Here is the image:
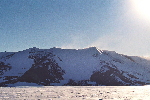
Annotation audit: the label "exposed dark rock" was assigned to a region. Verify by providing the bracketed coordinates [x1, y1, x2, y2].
[0, 61, 11, 75]
[20, 51, 65, 86]
[0, 53, 15, 60]
[0, 76, 20, 87]
[64, 79, 94, 86]
[90, 64, 146, 86]
[90, 65, 123, 86]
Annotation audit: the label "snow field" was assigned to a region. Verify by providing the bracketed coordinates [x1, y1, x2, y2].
[52, 47, 101, 81]
[0, 86, 150, 100]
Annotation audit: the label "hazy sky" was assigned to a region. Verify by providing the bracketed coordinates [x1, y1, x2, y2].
[0, 0, 150, 56]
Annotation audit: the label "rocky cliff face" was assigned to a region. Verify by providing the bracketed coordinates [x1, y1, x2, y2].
[0, 47, 150, 86]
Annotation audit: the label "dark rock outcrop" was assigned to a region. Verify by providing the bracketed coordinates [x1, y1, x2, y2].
[20, 51, 65, 86]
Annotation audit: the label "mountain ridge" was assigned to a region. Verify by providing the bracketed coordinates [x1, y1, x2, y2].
[0, 47, 150, 86]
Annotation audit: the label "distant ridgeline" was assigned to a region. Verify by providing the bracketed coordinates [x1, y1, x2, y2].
[0, 47, 150, 86]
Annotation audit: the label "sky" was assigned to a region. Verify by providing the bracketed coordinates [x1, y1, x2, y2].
[0, 0, 150, 56]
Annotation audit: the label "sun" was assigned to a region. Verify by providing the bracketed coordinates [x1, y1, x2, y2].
[131, 0, 150, 20]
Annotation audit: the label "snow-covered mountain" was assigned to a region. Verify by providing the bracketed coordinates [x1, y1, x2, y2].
[0, 47, 150, 86]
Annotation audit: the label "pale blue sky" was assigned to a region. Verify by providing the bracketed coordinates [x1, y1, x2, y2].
[0, 0, 150, 56]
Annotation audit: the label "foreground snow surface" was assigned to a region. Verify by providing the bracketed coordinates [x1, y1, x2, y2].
[0, 86, 150, 100]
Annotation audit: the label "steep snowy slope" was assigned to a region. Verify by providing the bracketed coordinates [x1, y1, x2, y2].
[0, 49, 34, 86]
[0, 47, 150, 86]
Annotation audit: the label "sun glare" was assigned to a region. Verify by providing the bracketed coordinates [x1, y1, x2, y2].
[131, 0, 150, 20]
